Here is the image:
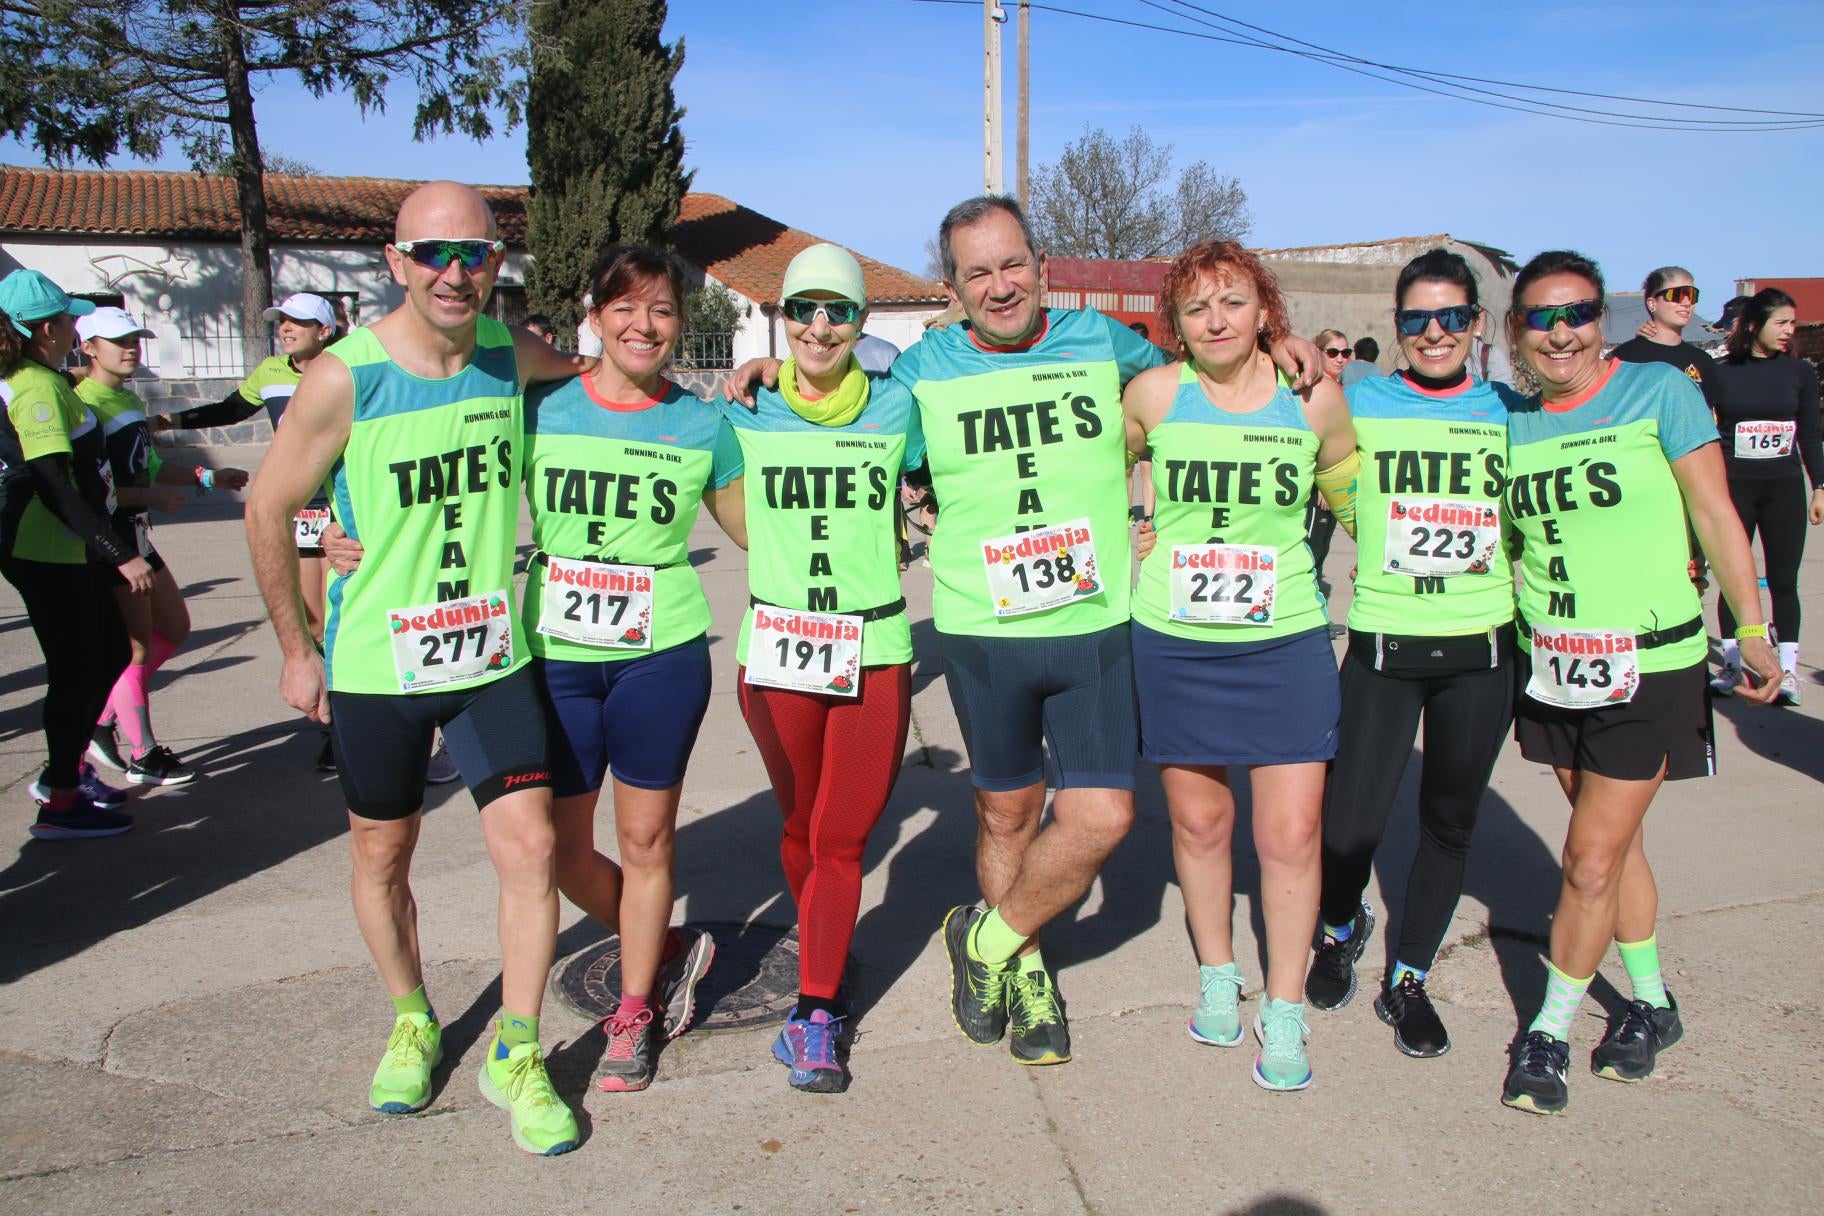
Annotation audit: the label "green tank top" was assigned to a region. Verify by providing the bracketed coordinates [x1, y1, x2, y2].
[521, 377, 743, 663]
[1134, 364, 1324, 641]
[721, 375, 925, 667]
[321, 317, 526, 694]
[1506, 360, 1718, 674]
[1347, 372, 1514, 636]
[1, 362, 109, 564]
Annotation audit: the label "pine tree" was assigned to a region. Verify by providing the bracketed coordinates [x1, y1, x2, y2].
[525, 0, 690, 333]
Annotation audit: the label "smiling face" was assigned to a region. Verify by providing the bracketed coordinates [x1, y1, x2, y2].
[1397, 280, 1480, 381]
[1513, 271, 1606, 396]
[1646, 271, 1696, 332]
[276, 316, 334, 359]
[1319, 333, 1351, 381]
[1174, 269, 1268, 377]
[589, 275, 680, 383]
[943, 208, 1045, 346]
[386, 183, 501, 336]
[82, 333, 142, 377]
[1754, 305, 1798, 356]
[783, 292, 864, 384]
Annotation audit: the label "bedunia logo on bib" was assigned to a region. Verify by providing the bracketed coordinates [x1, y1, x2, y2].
[981, 524, 1091, 564]
[753, 606, 862, 641]
[1389, 500, 1497, 528]
[544, 563, 652, 594]
[1530, 627, 1635, 656]
[1171, 547, 1275, 572]
[389, 594, 510, 634]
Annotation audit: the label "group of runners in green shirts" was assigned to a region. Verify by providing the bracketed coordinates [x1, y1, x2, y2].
[0, 182, 1795, 1154]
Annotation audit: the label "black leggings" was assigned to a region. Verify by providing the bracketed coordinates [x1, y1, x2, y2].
[1, 558, 129, 789]
[1319, 636, 1516, 970]
[1717, 475, 1807, 644]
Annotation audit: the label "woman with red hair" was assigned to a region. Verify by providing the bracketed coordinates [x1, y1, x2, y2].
[1124, 241, 1357, 1092]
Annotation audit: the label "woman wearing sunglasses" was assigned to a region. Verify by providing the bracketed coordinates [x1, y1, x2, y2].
[1306, 251, 1515, 1061]
[1706, 288, 1824, 704]
[1124, 242, 1355, 1092]
[1498, 250, 1781, 1116]
[720, 244, 924, 1094]
[1316, 329, 1353, 382]
[1610, 269, 1723, 412]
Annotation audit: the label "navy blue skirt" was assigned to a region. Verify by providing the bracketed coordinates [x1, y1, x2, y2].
[1132, 620, 1340, 767]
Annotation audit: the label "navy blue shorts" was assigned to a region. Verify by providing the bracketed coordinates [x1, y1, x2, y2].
[1132, 621, 1339, 767]
[537, 635, 712, 797]
[329, 663, 552, 821]
[935, 624, 1137, 792]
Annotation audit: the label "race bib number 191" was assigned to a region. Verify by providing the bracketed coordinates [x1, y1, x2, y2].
[744, 606, 861, 697]
[536, 557, 654, 649]
[981, 518, 1101, 618]
[1169, 544, 1276, 624]
[1383, 497, 1499, 577]
[388, 590, 515, 693]
[1525, 626, 1639, 709]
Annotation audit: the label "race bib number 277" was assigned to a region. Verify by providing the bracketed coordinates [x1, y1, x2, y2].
[388, 590, 515, 693]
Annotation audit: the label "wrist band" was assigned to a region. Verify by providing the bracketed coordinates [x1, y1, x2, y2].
[197, 468, 215, 495]
[1734, 624, 1769, 641]
[193, 465, 206, 487]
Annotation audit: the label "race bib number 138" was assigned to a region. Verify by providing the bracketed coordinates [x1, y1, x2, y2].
[981, 518, 1101, 618]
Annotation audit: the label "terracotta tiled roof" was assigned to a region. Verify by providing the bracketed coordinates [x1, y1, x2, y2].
[0, 165, 943, 305]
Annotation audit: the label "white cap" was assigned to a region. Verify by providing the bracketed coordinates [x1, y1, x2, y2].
[76, 306, 155, 342]
[262, 293, 336, 330]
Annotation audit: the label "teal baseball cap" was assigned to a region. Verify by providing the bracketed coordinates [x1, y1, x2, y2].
[0, 270, 95, 336]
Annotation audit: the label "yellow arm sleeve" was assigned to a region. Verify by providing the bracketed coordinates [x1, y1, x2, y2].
[1314, 449, 1360, 539]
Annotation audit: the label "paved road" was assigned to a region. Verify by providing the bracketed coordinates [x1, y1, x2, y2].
[2, 445, 1819, 1214]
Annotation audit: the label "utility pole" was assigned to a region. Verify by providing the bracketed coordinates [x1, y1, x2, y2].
[983, 1, 1005, 194]
[1016, 0, 1030, 206]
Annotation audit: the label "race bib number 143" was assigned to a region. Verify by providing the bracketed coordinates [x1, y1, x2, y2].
[1525, 626, 1639, 709]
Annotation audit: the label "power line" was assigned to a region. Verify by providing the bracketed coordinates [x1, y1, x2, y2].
[895, 0, 1824, 132]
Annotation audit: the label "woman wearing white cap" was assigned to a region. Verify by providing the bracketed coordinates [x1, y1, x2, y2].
[77, 307, 248, 785]
[718, 243, 925, 1093]
[0, 270, 150, 839]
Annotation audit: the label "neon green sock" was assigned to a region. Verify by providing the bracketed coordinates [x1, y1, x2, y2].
[1017, 946, 1047, 976]
[496, 1011, 539, 1050]
[391, 985, 433, 1019]
[1527, 961, 1592, 1042]
[966, 908, 1026, 968]
[1617, 935, 1670, 1009]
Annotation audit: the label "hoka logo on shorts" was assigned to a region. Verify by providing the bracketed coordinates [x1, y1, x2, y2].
[543, 563, 653, 594]
[752, 606, 862, 642]
[389, 594, 510, 634]
[981, 524, 1091, 564]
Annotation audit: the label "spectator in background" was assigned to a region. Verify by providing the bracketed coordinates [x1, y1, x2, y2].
[523, 313, 557, 345]
[1611, 267, 1721, 413]
[1317, 329, 1353, 382]
[1340, 336, 1380, 388]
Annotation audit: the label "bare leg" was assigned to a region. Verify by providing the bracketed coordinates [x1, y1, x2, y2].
[148, 566, 191, 648]
[347, 810, 426, 998]
[1161, 764, 1237, 967]
[992, 786, 1134, 940]
[1548, 764, 1665, 980]
[1614, 824, 1658, 945]
[552, 788, 622, 930]
[975, 782, 1045, 907]
[479, 788, 559, 1018]
[1250, 763, 1327, 1004]
[609, 779, 683, 999]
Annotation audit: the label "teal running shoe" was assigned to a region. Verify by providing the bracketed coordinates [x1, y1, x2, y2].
[1188, 963, 1244, 1047]
[1252, 998, 1314, 1092]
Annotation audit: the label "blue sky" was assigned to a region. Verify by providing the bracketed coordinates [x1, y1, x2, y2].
[14, 1, 1823, 311]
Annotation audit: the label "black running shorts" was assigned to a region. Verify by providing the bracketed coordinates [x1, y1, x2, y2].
[1515, 657, 1715, 782]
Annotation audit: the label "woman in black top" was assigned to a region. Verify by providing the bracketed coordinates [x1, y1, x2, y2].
[1610, 266, 1722, 412]
[1707, 288, 1824, 704]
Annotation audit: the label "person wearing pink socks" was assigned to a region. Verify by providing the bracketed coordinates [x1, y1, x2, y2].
[76, 308, 248, 785]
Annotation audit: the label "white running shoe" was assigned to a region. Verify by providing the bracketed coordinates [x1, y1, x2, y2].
[425, 737, 460, 785]
[1709, 665, 1742, 696]
[1777, 670, 1802, 707]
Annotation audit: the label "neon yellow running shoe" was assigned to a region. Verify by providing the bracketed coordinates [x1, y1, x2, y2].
[369, 1012, 442, 1113]
[478, 1037, 579, 1156]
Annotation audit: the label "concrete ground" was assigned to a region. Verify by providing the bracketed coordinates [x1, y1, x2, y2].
[1, 445, 1820, 1215]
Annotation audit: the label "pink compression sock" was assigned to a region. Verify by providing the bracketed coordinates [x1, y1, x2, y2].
[105, 664, 153, 756]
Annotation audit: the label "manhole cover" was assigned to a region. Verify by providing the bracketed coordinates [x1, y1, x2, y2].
[553, 921, 800, 1032]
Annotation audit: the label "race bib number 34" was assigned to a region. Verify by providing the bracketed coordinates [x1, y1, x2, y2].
[1735, 420, 1795, 460]
[744, 606, 861, 697]
[293, 508, 330, 550]
[981, 518, 1101, 618]
[1526, 626, 1639, 709]
[388, 590, 515, 693]
[1169, 544, 1276, 625]
[1383, 497, 1499, 577]
[536, 557, 653, 649]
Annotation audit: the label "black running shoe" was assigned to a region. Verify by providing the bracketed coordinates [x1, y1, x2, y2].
[88, 724, 127, 773]
[125, 745, 197, 786]
[1590, 993, 1683, 1083]
[1502, 1030, 1570, 1114]
[942, 906, 1011, 1045]
[1375, 972, 1450, 1058]
[1305, 901, 1375, 1010]
[316, 734, 336, 772]
[30, 797, 134, 841]
[1006, 967, 1071, 1065]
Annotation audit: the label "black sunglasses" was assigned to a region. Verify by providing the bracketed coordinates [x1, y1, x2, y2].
[1395, 305, 1477, 336]
[1522, 299, 1603, 333]
[1322, 346, 1353, 359]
